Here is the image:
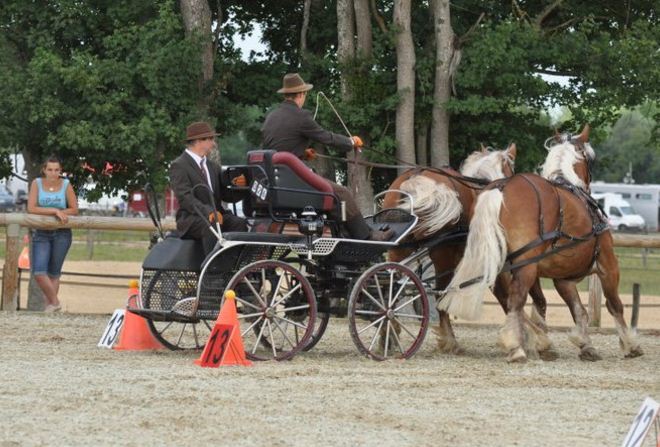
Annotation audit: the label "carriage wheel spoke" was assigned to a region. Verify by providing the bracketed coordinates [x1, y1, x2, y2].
[238, 311, 265, 319]
[394, 312, 424, 320]
[392, 317, 417, 339]
[384, 321, 391, 358]
[192, 322, 199, 347]
[270, 284, 303, 308]
[390, 323, 405, 354]
[270, 272, 287, 307]
[391, 276, 411, 306]
[176, 323, 187, 346]
[271, 318, 296, 350]
[156, 321, 174, 336]
[274, 303, 310, 314]
[388, 271, 395, 307]
[241, 315, 264, 338]
[202, 319, 214, 331]
[355, 309, 382, 316]
[242, 278, 267, 307]
[360, 288, 387, 311]
[357, 314, 387, 335]
[235, 294, 262, 311]
[251, 317, 269, 354]
[393, 294, 422, 313]
[373, 275, 387, 308]
[273, 314, 308, 331]
[368, 319, 385, 352]
[266, 319, 278, 357]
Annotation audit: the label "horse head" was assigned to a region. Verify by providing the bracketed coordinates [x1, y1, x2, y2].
[541, 124, 595, 191]
[460, 143, 517, 181]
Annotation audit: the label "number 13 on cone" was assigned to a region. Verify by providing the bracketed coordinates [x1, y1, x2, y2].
[199, 324, 234, 367]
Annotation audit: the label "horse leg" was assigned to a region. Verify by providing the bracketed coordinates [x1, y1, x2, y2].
[597, 247, 643, 358]
[528, 278, 548, 332]
[553, 279, 601, 361]
[430, 250, 463, 354]
[526, 278, 557, 360]
[498, 265, 536, 363]
[493, 273, 552, 360]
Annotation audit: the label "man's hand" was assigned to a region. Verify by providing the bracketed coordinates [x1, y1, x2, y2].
[231, 174, 247, 187]
[208, 211, 223, 224]
[351, 136, 364, 148]
[304, 148, 317, 160]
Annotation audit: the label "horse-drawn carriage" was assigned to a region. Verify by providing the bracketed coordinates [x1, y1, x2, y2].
[130, 150, 436, 361]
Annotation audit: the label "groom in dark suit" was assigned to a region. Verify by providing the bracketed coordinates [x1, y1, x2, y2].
[170, 121, 247, 253]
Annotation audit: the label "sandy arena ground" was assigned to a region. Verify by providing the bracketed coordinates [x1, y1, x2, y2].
[1, 261, 659, 446]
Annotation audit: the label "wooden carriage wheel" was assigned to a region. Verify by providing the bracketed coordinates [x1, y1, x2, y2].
[348, 262, 429, 360]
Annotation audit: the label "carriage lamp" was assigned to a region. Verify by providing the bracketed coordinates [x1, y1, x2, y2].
[298, 206, 324, 256]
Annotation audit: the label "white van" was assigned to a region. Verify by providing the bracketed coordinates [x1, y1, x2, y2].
[592, 193, 646, 232]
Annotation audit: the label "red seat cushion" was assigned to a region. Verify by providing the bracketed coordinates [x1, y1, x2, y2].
[271, 152, 335, 211]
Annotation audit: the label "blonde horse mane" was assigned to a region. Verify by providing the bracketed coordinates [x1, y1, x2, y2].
[540, 141, 595, 190]
[460, 149, 513, 181]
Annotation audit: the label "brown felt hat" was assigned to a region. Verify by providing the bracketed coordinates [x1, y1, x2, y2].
[277, 73, 313, 94]
[184, 121, 220, 142]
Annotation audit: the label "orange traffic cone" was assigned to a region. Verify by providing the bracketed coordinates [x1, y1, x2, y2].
[18, 235, 29, 270]
[113, 280, 164, 351]
[195, 290, 252, 367]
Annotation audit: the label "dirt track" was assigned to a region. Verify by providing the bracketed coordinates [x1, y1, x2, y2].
[0, 310, 658, 446]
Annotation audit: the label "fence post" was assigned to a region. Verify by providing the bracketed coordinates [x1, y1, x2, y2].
[86, 229, 95, 260]
[588, 274, 602, 327]
[630, 283, 640, 330]
[2, 223, 21, 310]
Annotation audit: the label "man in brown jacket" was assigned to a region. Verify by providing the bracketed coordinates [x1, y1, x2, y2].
[261, 73, 393, 242]
[170, 121, 247, 254]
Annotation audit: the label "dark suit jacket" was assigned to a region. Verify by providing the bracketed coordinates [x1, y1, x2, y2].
[261, 100, 353, 158]
[170, 151, 226, 238]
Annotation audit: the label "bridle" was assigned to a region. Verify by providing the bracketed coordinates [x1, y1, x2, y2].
[544, 132, 593, 191]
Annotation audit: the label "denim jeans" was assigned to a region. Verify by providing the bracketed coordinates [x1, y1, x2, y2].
[31, 229, 73, 278]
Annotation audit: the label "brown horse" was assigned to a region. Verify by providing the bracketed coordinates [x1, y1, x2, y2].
[383, 144, 553, 354]
[439, 125, 644, 362]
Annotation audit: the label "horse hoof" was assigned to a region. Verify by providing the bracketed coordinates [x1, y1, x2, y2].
[437, 339, 463, 355]
[507, 347, 527, 363]
[625, 347, 644, 358]
[539, 349, 559, 361]
[579, 347, 602, 362]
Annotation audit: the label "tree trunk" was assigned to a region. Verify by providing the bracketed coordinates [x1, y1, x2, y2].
[348, 0, 375, 213]
[300, 0, 312, 56]
[23, 148, 46, 310]
[353, 0, 372, 57]
[416, 124, 429, 166]
[393, 0, 416, 172]
[430, 0, 454, 167]
[336, 0, 355, 100]
[179, 0, 213, 116]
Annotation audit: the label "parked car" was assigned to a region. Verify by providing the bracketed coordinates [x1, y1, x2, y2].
[593, 192, 646, 232]
[0, 185, 16, 212]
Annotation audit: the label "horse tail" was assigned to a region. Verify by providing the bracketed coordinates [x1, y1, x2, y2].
[400, 176, 461, 238]
[438, 189, 506, 320]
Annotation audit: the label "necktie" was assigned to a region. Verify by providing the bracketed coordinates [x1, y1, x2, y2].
[199, 159, 211, 190]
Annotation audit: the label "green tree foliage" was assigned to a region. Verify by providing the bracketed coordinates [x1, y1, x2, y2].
[0, 0, 202, 197]
[594, 103, 659, 184]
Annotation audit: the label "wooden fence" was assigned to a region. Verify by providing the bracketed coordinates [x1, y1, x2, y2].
[1, 213, 660, 325]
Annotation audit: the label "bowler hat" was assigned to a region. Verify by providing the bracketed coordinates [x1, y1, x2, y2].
[277, 73, 313, 94]
[184, 121, 220, 142]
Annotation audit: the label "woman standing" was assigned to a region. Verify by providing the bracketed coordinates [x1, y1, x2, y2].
[27, 155, 78, 312]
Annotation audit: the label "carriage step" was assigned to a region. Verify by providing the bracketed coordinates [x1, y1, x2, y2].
[127, 307, 202, 324]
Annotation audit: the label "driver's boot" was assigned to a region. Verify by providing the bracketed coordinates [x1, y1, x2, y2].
[345, 216, 394, 241]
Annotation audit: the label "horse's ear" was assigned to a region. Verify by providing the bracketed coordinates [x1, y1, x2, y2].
[506, 143, 517, 160]
[554, 128, 561, 141]
[577, 124, 590, 142]
[480, 143, 488, 153]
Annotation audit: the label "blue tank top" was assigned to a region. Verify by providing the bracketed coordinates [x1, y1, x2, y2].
[36, 178, 69, 209]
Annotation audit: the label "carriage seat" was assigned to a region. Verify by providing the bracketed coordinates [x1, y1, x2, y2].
[246, 150, 338, 216]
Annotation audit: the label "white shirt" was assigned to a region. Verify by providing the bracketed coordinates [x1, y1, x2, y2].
[185, 149, 213, 191]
